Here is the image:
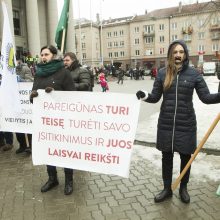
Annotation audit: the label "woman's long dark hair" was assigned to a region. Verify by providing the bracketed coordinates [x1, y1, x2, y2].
[164, 43, 179, 91]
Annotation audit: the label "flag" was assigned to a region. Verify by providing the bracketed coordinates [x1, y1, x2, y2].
[55, 0, 70, 51]
[0, 1, 21, 118]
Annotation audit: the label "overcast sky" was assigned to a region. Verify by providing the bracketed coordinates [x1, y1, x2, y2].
[57, 0, 210, 21]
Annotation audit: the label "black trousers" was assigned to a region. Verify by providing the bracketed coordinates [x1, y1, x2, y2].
[0, 132, 13, 145]
[46, 165, 73, 175]
[16, 133, 32, 148]
[162, 151, 191, 188]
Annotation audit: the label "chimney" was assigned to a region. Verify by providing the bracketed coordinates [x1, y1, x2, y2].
[145, 10, 148, 15]
[178, 1, 182, 13]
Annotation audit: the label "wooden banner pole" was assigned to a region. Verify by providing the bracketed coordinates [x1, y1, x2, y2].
[172, 113, 220, 191]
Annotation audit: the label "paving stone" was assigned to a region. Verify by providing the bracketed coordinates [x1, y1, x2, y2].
[0, 140, 219, 220]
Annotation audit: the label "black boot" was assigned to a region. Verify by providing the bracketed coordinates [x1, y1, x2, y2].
[41, 173, 59, 193]
[64, 174, 73, 195]
[179, 185, 190, 204]
[16, 146, 27, 154]
[154, 187, 173, 203]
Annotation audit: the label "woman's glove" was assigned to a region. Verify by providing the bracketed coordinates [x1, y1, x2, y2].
[136, 90, 148, 100]
[45, 87, 54, 93]
[30, 90, 38, 104]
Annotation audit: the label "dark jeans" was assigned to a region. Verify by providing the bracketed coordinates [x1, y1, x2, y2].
[162, 151, 191, 188]
[0, 131, 13, 145]
[47, 165, 73, 175]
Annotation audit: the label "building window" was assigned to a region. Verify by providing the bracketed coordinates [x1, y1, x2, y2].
[198, 32, 205, 40]
[113, 31, 117, 37]
[82, 53, 86, 59]
[145, 37, 154, 44]
[159, 48, 165, 54]
[82, 43, 86, 49]
[119, 41, 124, 47]
[159, 24, 164, 31]
[107, 42, 112, 48]
[119, 30, 124, 36]
[120, 51, 125, 57]
[107, 32, 111, 38]
[13, 10, 21, 36]
[144, 25, 154, 33]
[109, 52, 113, 58]
[134, 27, 139, 33]
[211, 17, 219, 25]
[183, 20, 191, 28]
[134, 38, 140, 45]
[198, 44, 205, 52]
[197, 19, 204, 28]
[81, 33, 86, 40]
[183, 34, 191, 41]
[159, 36, 165, 42]
[114, 52, 118, 57]
[135, 50, 140, 56]
[171, 22, 177, 30]
[113, 41, 118, 47]
[171, 35, 178, 41]
[212, 44, 219, 52]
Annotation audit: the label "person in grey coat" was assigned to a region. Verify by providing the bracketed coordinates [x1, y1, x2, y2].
[63, 52, 92, 91]
[136, 40, 220, 204]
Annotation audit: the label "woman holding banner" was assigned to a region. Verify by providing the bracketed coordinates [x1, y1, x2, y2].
[30, 45, 75, 195]
[136, 40, 220, 204]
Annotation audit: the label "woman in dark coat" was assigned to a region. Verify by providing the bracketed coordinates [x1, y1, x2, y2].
[136, 40, 220, 204]
[30, 45, 75, 195]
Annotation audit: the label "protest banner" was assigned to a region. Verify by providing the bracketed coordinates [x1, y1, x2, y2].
[32, 90, 140, 178]
[0, 82, 33, 133]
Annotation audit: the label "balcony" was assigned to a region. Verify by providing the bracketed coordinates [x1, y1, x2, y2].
[210, 24, 220, 32]
[182, 26, 193, 35]
[143, 31, 155, 37]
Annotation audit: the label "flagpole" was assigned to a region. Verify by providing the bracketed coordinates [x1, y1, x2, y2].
[100, 0, 103, 66]
[61, 28, 66, 54]
[90, 0, 93, 67]
[78, 0, 82, 65]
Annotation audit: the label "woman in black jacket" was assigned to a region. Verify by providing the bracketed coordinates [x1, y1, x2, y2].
[136, 40, 220, 204]
[30, 45, 75, 195]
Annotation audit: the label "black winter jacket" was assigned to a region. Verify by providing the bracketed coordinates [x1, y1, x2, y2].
[32, 65, 75, 92]
[145, 40, 220, 154]
[68, 61, 91, 91]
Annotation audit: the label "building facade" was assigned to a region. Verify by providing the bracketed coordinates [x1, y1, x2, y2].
[0, 0, 219, 69]
[0, 0, 75, 60]
[75, 1, 220, 70]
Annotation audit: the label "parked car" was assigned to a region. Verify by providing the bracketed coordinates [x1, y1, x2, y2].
[203, 62, 216, 76]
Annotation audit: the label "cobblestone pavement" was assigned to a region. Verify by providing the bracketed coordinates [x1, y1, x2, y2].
[0, 144, 219, 220]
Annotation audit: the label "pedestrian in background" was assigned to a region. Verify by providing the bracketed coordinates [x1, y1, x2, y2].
[136, 40, 220, 204]
[98, 72, 109, 92]
[16, 59, 33, 82]
[30, 45, 75, 195]
[117, 65, 125, 84]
